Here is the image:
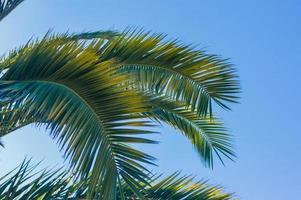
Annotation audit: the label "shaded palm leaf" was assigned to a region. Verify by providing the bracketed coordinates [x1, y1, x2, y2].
[69, 30, 119, 41]
[0, 0, 24, 21]
[0, 159, 87, 199]
[0, 159, 234, 200]
[144, 96, 235, 168]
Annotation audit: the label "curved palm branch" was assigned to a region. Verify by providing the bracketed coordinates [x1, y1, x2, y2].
[68, 29, 238, 166]
[0, 159, 234, 200]
[97, 30, 240, 115]
[0, 30, 119, 73]
[144, 96, 235, 167]
[0, 37, 157, 198]
[0, 0, 24, 21]
[0, 30, 240, 197]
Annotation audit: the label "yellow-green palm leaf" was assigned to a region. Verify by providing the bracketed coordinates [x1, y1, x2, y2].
[0, 30, 239, 198]
[99, 30, 240, 115]
[0, 36, 156, 198]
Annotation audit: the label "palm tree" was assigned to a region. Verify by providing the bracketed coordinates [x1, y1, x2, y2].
[0, 1, 240, 199]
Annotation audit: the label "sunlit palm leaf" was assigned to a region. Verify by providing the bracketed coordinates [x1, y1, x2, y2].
[0, 29, 240, 197]
[45, 29, 239, 114]
[0, 36, 156, 198]
[0, 159, 234, 200]
[63, 29, 238, 167]
[0, 30, 118, 72]
[121, 172, 234, 200]
[95, 29, 240, 116]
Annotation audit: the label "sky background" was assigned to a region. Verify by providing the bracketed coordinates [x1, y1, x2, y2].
[0, 0, 301, 199]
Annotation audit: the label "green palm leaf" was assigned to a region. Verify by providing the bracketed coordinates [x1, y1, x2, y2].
[0, 159, 234, 200]
[0, 0, 24, 21]
[0, 159, 87, 199]
[144, 96, 234, 168]
[121, 173, 234, 200]
[0, 29, 240, 198]
[95, 29, 240, 116]
[0, 36, 156, 198]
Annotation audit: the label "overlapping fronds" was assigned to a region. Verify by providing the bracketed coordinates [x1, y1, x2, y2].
[0, 159, 87, 199]
[0, 30, 118, 72]
[121, 172, 234, 200]
[0, 36, 157, 198]
[0, 29, 240, 198]
[95, 29, 240, 116]
[0, 0, 242, 196]
[0, 159, 234, 200]
[0, 0, 23, 21]
[93, 29, 239, 167]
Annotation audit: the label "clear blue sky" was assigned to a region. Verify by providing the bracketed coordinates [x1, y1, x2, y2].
[0, 0, 300, 199]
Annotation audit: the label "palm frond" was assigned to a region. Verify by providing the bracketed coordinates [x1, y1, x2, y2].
[144, 96, 235, 168]
[0, 0, 24, 21]
[95, 29, 240, 116]
[120, 172, 234, 200]
[0, 36, 157, 198]
[0, 159, 235, 200]
[0, 106, 33, 137]
[0, 29, 240, 197]
[47, 29, 239, 116]
[0, 159, 87, 199]
[0, 30, 118, 72]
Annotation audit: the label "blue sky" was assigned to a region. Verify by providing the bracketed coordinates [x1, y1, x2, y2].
[0, 0, 301, 199]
